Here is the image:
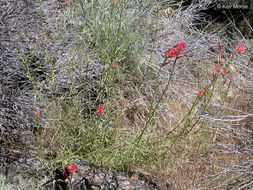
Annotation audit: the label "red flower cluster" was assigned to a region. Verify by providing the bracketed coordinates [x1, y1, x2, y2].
[213, 65, 233, 80]
[219, 44, 244, 61]
[35, 112, 40, 117]
[165, 42, 185, 59]
[215, 65, 221, 73]
[233, 44, 244, 59]
[68, 163, 78, 176]
[219, 44, 224, 51]
[63, 163, 78, 181]
[235, 45, 243, 54]
[224, 68, 228, 74]
[113, 62, 118, 68]
[163, 42, 186, 66]
[197, 90, 203, 97]
[197, 85, 209, 97]
[95, 105, 105, 116]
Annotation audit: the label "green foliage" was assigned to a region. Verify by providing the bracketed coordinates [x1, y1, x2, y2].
[63, 0, 151, 65]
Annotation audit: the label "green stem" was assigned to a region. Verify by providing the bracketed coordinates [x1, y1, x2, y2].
[155, 73, 219, 146]
[134, 57, 178, 144]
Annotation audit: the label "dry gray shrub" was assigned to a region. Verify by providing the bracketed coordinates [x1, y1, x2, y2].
[0, 0, 41, 140]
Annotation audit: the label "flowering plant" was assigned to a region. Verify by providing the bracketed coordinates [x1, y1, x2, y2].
[162, 42, 186, 66]
[35, 112, 40, 117]
[63, 163, 78, 181]
[113, 62, 118, 68]
[235, 45, 243, 54]
[67, 163, 78, 176]
[95, 105, 105, 116]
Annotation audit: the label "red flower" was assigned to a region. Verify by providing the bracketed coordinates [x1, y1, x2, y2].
[63, 163, 78, 181]
[112, 0, 116, 2]
[224, 68, 228, 74]
[215, 65, 221, 73]
[165, 47, 177, 59]
[40, 42, 44, 47]
[197, 90, 203, 97]
[113, 62, 118, 68]
[163, 42, 185, 66]
[95, 105, 105, 116]
[67, 163, 78, 176]
[35, 112, 40, 117]
[176, 42, 185, 55]
[205, 85, 209, 91]
[164, 42, 185, 60]
[235, 45, 243, 54]
[157, 3, 161, 8]
[219, 44, 223, 51]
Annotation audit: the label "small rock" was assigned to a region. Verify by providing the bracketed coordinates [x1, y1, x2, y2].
[90, 186, 100, 190]
[85, 172, 105, 186]
[116, 175, 128, 181]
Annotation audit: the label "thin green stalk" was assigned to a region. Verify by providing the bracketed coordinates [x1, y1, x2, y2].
[134, 57, 178, 144]
[154, 73, 219, 147]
